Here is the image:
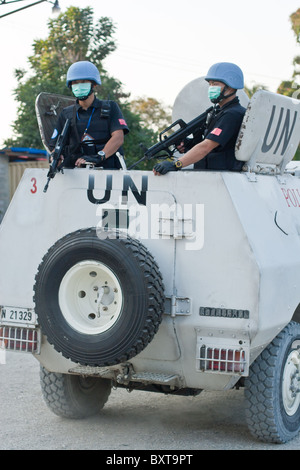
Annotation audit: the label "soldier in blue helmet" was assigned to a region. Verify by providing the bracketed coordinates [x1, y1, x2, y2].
[49, 61, 129, 169]
[153, 62, 246, 174]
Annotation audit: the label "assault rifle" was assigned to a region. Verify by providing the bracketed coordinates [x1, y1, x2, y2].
[128, 105, 214, 170]
[43, 118, 71, 193]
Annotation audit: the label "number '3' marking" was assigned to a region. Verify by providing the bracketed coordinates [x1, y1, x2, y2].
[31, 177, 37, 194]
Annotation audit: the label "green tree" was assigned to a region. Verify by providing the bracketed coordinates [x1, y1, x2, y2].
[244, 83, 268, 98]
[130, 97, 172, 133]
[277, 8, 300, 159]
[5, 6, 156, 168]
[277, 8, 300, 94]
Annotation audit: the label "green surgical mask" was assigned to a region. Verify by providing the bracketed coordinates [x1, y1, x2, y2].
[71, 82, 92, 99]
[208, 86, 222, 103]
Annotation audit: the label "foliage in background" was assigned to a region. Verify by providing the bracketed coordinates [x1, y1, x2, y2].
[244, 83, 268, 98]
[6, 6, 300, 164]
[130, 97, 172, 134]
[4, 6, 164, 169]
[277, 7, 300, 160]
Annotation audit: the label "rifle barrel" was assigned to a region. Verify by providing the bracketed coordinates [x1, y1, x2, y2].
[43, 118, 71, 193]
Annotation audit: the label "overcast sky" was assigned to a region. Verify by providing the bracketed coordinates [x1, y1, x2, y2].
[0, 0, 299, 147]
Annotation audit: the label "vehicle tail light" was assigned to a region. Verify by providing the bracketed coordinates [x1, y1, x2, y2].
[0, 326, 39, 353]
[199, 346, 246, 373]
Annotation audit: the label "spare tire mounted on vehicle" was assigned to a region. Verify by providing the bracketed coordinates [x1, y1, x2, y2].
[34, 228, 165, 367]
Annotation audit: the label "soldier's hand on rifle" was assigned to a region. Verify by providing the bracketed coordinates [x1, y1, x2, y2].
[153, 159, 183, 175]
[75, 158, 87, 167]
[75, 153, 106, 167]
[49, 152, 64, 165]
[176, 141, 186, 154]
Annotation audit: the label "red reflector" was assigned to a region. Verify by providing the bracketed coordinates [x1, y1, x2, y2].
[0, 327, 38, 352]
[206, 348, 245, 373]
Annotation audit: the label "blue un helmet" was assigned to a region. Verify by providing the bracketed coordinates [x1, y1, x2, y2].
[205, 62, 244, 89]
[66, 61, 101, 87]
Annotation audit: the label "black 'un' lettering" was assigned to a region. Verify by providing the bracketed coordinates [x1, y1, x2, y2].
[262, 105, 298, 156]
[87, 174, 148, 206]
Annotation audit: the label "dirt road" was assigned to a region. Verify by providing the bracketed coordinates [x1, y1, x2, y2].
[1, 351, 299, 451]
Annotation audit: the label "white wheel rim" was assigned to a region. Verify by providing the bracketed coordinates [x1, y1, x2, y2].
[282, 350, 300, 416]
[58, 261, 123, 335]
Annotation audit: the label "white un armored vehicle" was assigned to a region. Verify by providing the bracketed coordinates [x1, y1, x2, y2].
[1, 79, 300, 444]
